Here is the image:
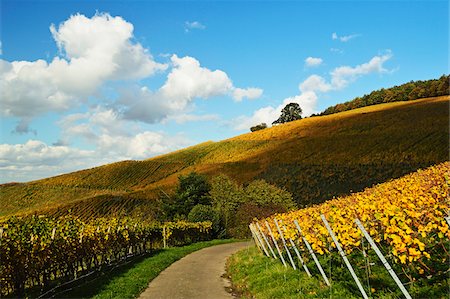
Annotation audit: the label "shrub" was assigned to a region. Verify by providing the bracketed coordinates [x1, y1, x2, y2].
[250, 123, 267, 132]
[188, 204, 220, 237]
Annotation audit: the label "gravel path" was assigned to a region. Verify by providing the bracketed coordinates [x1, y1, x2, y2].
[139, 241, 251, 299]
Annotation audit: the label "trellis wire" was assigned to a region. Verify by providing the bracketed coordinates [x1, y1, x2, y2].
[274, 218, 297, 269]
[256, 222, 277, 259]
[355, 218, 412, 299]
[293, 219, 330, 286]
[321, 214, 368, 299]
[265, 220, 287, 267]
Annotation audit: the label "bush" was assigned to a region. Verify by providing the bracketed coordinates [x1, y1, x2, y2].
[188, 204, 221, 237]
[250, 123, 267, 132]
[230, 202, 289, 238]
[209, 175, 296, 238]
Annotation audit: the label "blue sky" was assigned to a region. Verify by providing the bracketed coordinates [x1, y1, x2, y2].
[0, 0, 448, 183]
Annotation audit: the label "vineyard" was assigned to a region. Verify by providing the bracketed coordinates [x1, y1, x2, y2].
[0, 216, 211, 297]
[1, 96, 447, 222]
[252, 162, 449, 297]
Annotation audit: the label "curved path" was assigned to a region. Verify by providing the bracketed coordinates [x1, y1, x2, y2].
[139, 241, 251, 299]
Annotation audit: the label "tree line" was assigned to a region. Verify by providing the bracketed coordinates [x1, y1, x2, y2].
[250, 75, 449, 131]
[320, 75, 449, 116]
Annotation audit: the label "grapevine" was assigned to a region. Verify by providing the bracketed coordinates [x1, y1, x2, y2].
[0, 216, 211, 297]
[257, 162, 449, 279]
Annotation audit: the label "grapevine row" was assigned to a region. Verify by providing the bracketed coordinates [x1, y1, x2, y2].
[0, 216, 211, 297]
[257, 162, 449, 279]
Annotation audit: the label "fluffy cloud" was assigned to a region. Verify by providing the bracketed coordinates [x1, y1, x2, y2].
[0, 13, 167, 121]
[332, 32, 361, 42]
[1, 13, 262, 130]
[161, 55, 233, 104]
[330, 52, 392, 89]
[0, 140, 99, 182]
[304, 57, 323, 67]
[123, 55, 263, 123]
[165, 113, 219, 124]
[234, 52, 393, 129]
[299, 75, 332, 93]
[232, 87, 264, 102]
[59, 107, 192, 159]
[185, 21, 206, 32]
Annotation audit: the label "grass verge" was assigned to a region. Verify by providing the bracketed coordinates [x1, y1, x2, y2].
[59, 239, 237, 299]
[227, 246, 357, 299]
[227, 246, 448, 298]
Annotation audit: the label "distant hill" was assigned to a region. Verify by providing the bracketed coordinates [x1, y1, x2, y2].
[1, 95, 448, 221]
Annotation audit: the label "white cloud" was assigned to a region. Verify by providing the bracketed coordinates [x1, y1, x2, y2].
[165, 113, 219, 124]
[0, 140, 99, 182]
[185, 21, 206, 32]
[0, 106, 195, 182]
[0, 13, 167, 121]
[0, 132, 191, 183]
[232, 87, 263, 102]
[234, 52, 393, 129]
[330, 48, 344, 54]
[1, 13, 262, 132]
[59, 107, 192, 159]
[330, 51, 392, 89]
[123, 55, 262, 123]
[161, 55, 233, 104]
[233, 106, 279, 131]
[332, 32, 361, 42]
[304, 57, 323, 67]
[299, 74, 332, 93]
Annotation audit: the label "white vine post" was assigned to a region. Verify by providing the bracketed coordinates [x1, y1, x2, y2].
[445, 216, 450, 227]
[250, 224, 270, 256]
[282, 224, 311, 276]
[253, 224, 271, 257]
[256, 222, 277, 259]
[355, 218, 412, 299]
[293, 219, 331, 286]
[274, 218, 297, 270]
[321, 215, 368, 299]
[265, 220, 287, 267]
[163, 225, 167, 248]
[249, 224, 263, 253]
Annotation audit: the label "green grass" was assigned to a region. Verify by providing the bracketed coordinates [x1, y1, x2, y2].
[227, 246, 449, 298]
[56, 239, 237, 299]
[227, 246, 357, 299]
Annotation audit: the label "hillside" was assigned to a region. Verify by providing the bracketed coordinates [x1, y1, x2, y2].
[1, 95, 448, 220]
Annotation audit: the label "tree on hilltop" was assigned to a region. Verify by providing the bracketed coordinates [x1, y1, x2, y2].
[272, 103, 302, 125]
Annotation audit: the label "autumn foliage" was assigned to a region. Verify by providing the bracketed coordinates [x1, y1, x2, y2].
[259, 162, 449, 277]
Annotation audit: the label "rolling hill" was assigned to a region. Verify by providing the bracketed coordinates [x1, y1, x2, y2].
[1, 95, 448, 220]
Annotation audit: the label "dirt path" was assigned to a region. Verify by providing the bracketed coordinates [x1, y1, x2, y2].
[139, 241, 251, 299]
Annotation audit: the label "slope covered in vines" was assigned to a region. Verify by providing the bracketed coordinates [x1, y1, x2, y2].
[0, 95, 448, 220]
